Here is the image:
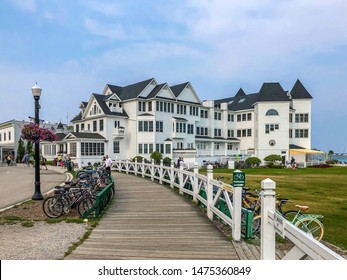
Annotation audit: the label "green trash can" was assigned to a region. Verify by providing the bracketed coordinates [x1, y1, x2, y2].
[67, 160, 72, 172]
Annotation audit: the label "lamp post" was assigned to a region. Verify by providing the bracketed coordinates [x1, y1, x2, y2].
[32, 83, 43, 200]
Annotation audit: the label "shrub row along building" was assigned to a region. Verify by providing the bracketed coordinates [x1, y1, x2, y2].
[0, 78, 323, 167]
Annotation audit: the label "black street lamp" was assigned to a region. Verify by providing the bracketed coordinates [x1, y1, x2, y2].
[32, 83, 43, 200]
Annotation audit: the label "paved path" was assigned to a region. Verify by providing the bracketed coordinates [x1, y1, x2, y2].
[66, 172, 275, 260]
[0, 165, 68, 210]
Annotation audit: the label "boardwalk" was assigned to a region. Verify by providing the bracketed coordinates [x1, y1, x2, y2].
[66, 172, 264, 260]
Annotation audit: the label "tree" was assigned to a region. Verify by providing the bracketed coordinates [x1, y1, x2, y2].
[328, 150, 334, 160]
[16, 138, 25, 163]
[150, 151, 162, 164]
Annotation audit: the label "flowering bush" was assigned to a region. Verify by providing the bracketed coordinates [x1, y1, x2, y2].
[21, 123, 57, 143]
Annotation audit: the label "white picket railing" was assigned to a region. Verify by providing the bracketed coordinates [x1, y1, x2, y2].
[260, 178, 344, 260]
[112, 159, 344, 260]
[112, 159, 243, 241]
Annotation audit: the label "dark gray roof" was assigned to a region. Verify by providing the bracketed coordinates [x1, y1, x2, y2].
[170, 82, 189, 97]
[147, 83, 166, 98]
[108, 78, 154, 101]
[71, 112, 82, 122]
[235, 88, 246, 97]
[93, 94, 128, 117]
[68, 132, 105, 140]
[257, 82, 290, 102]
[289, 144, 305, 149]
[290, 79, 313, 99]
[173, 117, 188, 121]
[55, 133, 67, 141]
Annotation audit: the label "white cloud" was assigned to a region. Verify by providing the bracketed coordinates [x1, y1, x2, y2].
[84, 18, 125, 39]
[82, 0, 122, 17]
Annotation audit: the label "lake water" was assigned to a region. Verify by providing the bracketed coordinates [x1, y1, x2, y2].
[332, 154, 347, 163]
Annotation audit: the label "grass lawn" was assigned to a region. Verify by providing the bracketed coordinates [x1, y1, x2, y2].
[207, 166, 347, 250]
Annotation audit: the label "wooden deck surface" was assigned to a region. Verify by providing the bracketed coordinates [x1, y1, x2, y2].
[65, 172, 276, 260]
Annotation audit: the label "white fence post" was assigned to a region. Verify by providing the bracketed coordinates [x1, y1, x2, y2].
[151, 159, 154, 181]
[206, 164, 213, 220]
[125, 159, 129, 174]
[179, 161, 184, 194]
[159, 159, 163, 184]
[260, 178, 276, 260]
[142, 159, 145, 178]
[193, 162, 199, 203]
[134, 158, 138, 176]
[232, 170, 244, 241]
[170, 161, 175, 188]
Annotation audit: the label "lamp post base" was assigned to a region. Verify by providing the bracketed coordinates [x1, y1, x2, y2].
[32, 182, 43, 200]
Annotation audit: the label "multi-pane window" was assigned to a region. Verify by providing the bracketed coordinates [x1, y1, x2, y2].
[156, 101, 173, 113]
[93, 121, 97, 132]
[214, 112, 222, 120]
[200, 110, 208, 118]
[176, 122, 186, 133]
[196, 127, 208, 136]
[177, 104, 187, 115]
[190, 106, 199, 116]
[227, 143, 233, 150]
[214, 128, 221, 137]
[187, 124, 194, 134]
[81, 123, 84, 131]
[156, 143, 164, 154]
[247, 113, 252, 121]
[289, 113, 293, 122]
[228, 114, 234, 122]
[237, 129, 252, 137]
[70, 143, 77, 157]
[295, 129, 309, 138]
[237, 113, 251, 121]
[165, 144, 171, 154]
[228, 130, 234, 138]
[148, 101, 152, 111]
[266, 109, 279, 116]
[289, 129, 293, 138]
[138, 121, 154, 132]
[76, 124, 79, 132]
[156, 121, 163, 132]
[138, 101, 146, 112]
[114, 120, 120, 128]
[81, 143, 104, 156]
[295, 113, 309, 123]
[265, 124, 279, 133]
[99, 120, 104, 131]
[113, 141, 120, 153]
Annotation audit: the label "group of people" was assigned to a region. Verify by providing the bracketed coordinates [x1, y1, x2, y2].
[3, 154, 16, 166]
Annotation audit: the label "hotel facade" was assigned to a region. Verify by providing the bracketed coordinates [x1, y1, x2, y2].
[40, 78, 316, 167]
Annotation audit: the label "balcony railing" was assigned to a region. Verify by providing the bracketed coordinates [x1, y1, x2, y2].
[113, 127, 126, 139]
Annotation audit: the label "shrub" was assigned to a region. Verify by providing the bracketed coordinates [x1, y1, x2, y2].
[131, 156, 144, 162]
[150, 151, 162, 164]
[264, 154, 282, 168]
[245, 157, 261, 167]
[163, 157, 172, 166]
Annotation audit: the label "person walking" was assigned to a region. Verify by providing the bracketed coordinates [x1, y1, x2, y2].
[105, 155, 113, 175]
[41, 156, 48, 170]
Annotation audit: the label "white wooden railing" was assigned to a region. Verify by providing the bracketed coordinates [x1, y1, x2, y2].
[112, 159, 344, 260]
[112, 159, 243, 241]
[260, 178, 345, 260]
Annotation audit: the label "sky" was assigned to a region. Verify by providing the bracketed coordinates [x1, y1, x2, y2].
[0, 0, 346, 153]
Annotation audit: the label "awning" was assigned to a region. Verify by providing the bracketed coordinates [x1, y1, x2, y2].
[289, 149, 324, 155]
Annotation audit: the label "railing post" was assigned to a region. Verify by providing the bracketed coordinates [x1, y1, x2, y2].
[159, 159, 163, 184]
[193, 162, 199, 203]
[118, 159, 122, 172]
[142, 158, 145, 178]
[151, 159, 154, 181]
[206, 164, 213, 220]
[179, 161, 184, 194]
[134, 158, 138, 176]
[126, 159, 129, 174]
[170, 161, 175, 188]
[232, 169, 244, 241]
[260, 178, 276, 260]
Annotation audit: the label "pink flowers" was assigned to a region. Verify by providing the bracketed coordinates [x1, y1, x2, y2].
[21, 123, 57, 143]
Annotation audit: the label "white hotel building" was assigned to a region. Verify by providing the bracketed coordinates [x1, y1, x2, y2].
[41, 78, 318, 167]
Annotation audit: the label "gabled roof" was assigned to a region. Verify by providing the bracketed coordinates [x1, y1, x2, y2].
[257, 82, 290, 102]
[71, 112, 82, 122]
[147, 83, 167, 98]
[118, 78, 154, 100]
[290, 79, 313, 99]
[93, 94, 128, 117]
[64, 132, 105, 140]
[235, 88, 246, 98]
[170, 82, 190, 97]
[55, 133, 67, 141]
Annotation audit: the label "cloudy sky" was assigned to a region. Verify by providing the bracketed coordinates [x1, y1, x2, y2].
[0, 0, 346, 152]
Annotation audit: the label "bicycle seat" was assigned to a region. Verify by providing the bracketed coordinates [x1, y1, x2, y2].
[295, 205, 309, 211]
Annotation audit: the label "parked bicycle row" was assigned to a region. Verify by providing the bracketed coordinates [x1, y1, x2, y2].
[212, 178, 324, 241]
[42, 165, 114, 218]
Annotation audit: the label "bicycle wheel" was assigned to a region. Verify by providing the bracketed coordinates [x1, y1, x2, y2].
[295, 217, 324, 241]
[42, 196, 64, 218]
[282, 210, 301, 222]
[77, 196, 96, 216]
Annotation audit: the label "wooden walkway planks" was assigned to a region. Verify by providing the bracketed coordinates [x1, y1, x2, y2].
[65, 172, 260, 260]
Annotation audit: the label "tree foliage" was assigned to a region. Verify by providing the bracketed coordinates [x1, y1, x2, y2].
[264, 154, 282, 163]
[245, 157, 261, 166]
[150, 151, 162, 164]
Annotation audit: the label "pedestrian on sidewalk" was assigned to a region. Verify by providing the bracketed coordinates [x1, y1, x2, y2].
[41, 156, 48, 170]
